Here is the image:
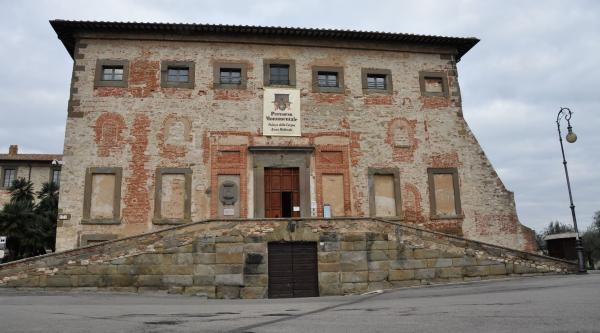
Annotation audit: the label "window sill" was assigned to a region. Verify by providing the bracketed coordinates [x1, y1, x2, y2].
[81, 218, 122, 225]
[94, 81, 128, 88]
[161, 82, 194, 89]
[314, 87, 344, 94]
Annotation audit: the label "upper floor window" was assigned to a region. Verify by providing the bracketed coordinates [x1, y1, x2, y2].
[312, 66, 344, 93]
[161, 61, 195, 89]
[362, 69, 392, 94]
[270, 64, 289, 85]
[419, 71, 449, 97]
[2, 168, 16, 188]
[367, 74, 386, 90]
[317, 72, 339, 87]
[167, 67, 189, 82]
[263, 59, 296, 87]
[102, 66, 124, 81]
[428, 168, 462, 219]
[94, 59, 129, 88]
[220, 68, 242, 85]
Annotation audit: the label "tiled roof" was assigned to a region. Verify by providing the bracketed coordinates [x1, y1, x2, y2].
[49, 20, 479, 61]
[0, 154, 62, 162]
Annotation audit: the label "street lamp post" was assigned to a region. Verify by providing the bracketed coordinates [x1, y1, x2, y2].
[556, 107, 586, 274]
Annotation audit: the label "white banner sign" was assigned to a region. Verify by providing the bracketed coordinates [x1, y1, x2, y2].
[262, 88, 301, 136]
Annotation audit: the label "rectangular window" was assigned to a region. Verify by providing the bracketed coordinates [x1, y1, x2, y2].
[428, 168, 461, 218]
[153, 168, 192, 224]
[322, 174, 345, 217]
[270, 64, 290, 85]
[102, 66, 124, 81]
[367, 74, 386, 90]
[312, 66, 344, 93]
[82, 167, 122, 224]
[317, 72, 339, 87]
[264, 59, 296, 87]
[167, 67, 189, 82]
[2, 168, 16, 188]
[361, 69, 392, 94]
[419, 71, 449, 97]
[95, 60, 129, 88]
[52, 169, 61, 186]
[220, 68, 242, 84]
[161, 61, 195, 89]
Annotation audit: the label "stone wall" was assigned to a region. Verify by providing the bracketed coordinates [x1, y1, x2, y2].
[1, 219, 574, 298]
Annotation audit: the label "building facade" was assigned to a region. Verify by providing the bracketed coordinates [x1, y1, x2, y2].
[51, 20, 536, 252]
[0, 145, 62, 207]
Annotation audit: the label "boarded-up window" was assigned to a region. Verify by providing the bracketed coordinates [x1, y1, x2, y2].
[161, 174, 186, 219]
[83, 167, 122, 224]
[374, 174, 397, 216]
[428, 168, 461, 218]
[153, 168, 192, 224]
[322, 174, 345, 217]
[90, 174, 116, 219]
[424, 77, 444, 93]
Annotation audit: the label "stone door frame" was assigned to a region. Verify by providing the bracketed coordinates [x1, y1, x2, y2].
[249, 146, 313, 218]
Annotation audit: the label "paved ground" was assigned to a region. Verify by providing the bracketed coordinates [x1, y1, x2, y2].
[0, 274, 599, 333]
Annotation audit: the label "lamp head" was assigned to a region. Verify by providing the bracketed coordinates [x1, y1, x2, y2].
[566, 127, 577, 143]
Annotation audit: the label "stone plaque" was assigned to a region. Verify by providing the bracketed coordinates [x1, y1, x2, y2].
[263, 88, 301, 136]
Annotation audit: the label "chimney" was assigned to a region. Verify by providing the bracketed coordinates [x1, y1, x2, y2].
[8, 145, 18, 156]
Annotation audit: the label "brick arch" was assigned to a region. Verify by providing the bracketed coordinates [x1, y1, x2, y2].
[386, 118, 418, 162]
[402, 183, 424, 223]
[93, 112, 127, 157]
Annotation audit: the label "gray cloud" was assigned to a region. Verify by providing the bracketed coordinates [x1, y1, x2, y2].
[0, 0, 598, 232]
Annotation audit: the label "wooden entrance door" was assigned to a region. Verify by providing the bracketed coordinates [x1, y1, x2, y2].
[268, 242, 319, 298]
[264, 167, 300, 218]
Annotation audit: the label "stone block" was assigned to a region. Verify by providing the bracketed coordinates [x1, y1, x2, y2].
[366, 233, 387, 241]
[489, 264, 507, 276]
[414, 268, 436, 280]
[6, 276, 40, 288]
[217, 285, 240, 299]
[368, 261, 390, 271]
[193, 243, 215, 253]
[319, 232, 338, 242]
[244, 274, 268, 287]
[193, 275, 215, 286]
[215, 274, 243, 286]
[391, 259, 426, 269]
[390, 280, 422, 288]
[352, 241, 367, 251]
[216, 253, 244, 264]
[514, 264, 536, 274]
[244, 263, 267, 275]
[64, 266, 88, 275]
[162, 275, 193, 286]
[389, 269, 415, 281]
[341, 242, 354, 251]
[413, 248, 441, 259]
[476, 258, 497, 265]
[343, 233, 366, 242]
[174, 253, 194, 265]
[319, 282, 342, 296]
[244, 243, 267, 253]
[87, 265, 117, 275]
[368, 241, 388, 250]
[193, 264, 215, 276]
[215, 243, 244, 254]
[168, 286, 184, 294]
[367, 250, 389, 261]
[184, 286, 216, 298]
[341, 271, 368, 283]
[215, 235, 244, 243]
[318, 262, 341, 272]
[319, 242, 340, 252]
[340, 251, 367, 266]
[165, 265, 194, 275]
[427, 258, 453, 268]
[505, 263, 514, 274]
[463, 265, 490, 277]
[215, 264, 243, 275]
[367, 281, 392, 291]
[436, 267, 463, 278]
[135, 265, 163, 275]
[452, 257, 477, 266]
[116, 265, 135, 275]
[342, 282, 368, 294]
[46, 276, 73, 288]
[241, 287, 267, 299]
[107, 274, 134, 287]
[133, 254, 162, 265]
[368, 270, 388, 282]
[136, 275, 163, 287]
[194, 253, 216, 264]
[318, 251, 339, 263]
[319, 272, 340, 285]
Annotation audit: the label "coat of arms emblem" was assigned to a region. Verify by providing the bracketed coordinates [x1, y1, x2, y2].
[273, 94, 291, 111]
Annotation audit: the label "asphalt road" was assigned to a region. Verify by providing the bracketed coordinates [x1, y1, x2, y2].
[0, 274, 599, 333]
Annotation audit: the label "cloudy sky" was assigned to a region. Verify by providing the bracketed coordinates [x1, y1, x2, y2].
[0, 0, 598, 232]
